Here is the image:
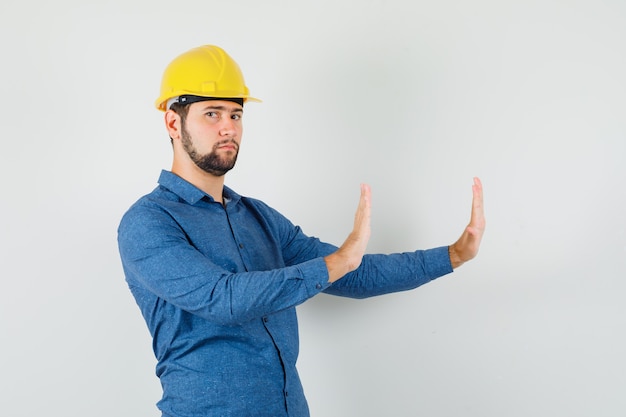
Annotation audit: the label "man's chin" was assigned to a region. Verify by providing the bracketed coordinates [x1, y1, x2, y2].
[201, 163, 237, 177]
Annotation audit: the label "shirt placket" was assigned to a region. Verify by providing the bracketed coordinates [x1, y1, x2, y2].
[225, 206, 293, 415]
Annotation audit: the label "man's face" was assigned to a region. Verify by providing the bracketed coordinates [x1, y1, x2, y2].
[180, 100, 244, 176]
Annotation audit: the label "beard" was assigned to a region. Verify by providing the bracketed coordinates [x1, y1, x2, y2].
[181, 127, 239, 177]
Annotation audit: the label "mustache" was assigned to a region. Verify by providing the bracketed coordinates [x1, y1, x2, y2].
[214, 138, 239, 151]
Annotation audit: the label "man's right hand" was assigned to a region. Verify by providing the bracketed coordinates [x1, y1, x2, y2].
[448, 177, 486, 269]
[324, 184, 372, 283]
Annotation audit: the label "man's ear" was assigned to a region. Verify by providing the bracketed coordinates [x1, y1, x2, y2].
[164, 110, 182, 140]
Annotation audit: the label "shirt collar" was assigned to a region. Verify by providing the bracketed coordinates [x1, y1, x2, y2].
[157, 170, 241, 206]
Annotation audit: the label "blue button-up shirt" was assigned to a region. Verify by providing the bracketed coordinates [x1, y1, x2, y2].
[118, 170, 453, 417]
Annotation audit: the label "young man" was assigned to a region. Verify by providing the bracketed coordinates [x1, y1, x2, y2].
[118, 44, 485, 417]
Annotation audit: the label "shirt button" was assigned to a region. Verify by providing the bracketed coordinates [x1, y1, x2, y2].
[263, 317, 268, 323]
[315, 283, 322, 290]
[239, 243, 244, 249]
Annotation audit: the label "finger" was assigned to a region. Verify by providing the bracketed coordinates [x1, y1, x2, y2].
[354, 184, 372, 230]
[472, 177, 483, 209]
[361, 183, 371, 206]
[470, 177, 485, 227]
[357, 183, 371, 216]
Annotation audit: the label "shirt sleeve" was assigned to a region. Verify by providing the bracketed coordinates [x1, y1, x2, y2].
[323, 246, 453, 299]
[249, 200, 454, 300]
[117, 203, 331, 326]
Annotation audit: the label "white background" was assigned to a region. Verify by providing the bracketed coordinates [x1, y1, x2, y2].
[1, 1, 625, 416]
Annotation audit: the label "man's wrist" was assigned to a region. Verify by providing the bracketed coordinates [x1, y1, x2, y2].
[448, 245, 464, 270]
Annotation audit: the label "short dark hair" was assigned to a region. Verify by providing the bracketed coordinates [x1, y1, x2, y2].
[170, 101, 191, 120]
[168, 102, 191, 143]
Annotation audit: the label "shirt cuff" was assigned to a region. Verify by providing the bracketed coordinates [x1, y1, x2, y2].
[296, 257, 332, 296]
[423, 245, 454, 279]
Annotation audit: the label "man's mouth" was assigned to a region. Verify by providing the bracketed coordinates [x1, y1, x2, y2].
[217, 140, 239, 151]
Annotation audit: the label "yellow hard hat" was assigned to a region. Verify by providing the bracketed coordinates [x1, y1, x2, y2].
[155, 45, 261, 111]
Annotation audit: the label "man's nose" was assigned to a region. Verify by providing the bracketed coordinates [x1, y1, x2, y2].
[219, 118, 236, 136]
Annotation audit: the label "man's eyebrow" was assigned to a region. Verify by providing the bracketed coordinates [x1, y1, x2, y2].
[200, 104, 243, 112]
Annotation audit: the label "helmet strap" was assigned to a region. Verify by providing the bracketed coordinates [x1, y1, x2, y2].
[168, 95, 244, 109]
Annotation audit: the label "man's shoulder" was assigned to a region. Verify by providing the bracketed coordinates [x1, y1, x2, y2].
[118, 185, 180, 227]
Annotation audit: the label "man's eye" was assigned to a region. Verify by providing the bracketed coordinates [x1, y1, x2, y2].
[206, 112, 218, 118]
[232, 114, 242, 121]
